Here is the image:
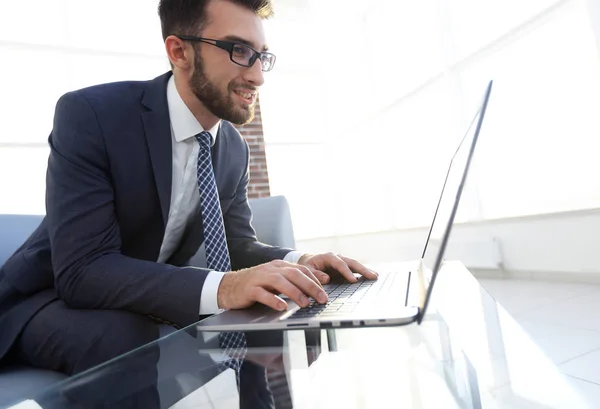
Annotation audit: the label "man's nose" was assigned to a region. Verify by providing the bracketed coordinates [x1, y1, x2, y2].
[242, 58, 265, 87]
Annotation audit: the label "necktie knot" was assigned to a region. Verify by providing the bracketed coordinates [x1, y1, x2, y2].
[195, 131, 212, 150]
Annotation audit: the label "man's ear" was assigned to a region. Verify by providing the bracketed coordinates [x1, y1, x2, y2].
[165, 35, 194, 71]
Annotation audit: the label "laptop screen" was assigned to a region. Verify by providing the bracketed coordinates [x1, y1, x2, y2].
[422, 110, 482, 271]
[417, 80, 493, 321]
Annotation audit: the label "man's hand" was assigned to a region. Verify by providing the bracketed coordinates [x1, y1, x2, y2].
[217, 260, 329, 311]
[297, 252, 378, 284]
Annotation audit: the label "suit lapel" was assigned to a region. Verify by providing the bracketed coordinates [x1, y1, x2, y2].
[212, 123, 229, 196]
[141, 72, 173, 227]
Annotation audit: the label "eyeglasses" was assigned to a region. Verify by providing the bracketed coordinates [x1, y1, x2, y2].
[174, 35, 276, 72]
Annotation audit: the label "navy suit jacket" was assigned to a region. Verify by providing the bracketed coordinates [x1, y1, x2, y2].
[0, 72, 292, 363]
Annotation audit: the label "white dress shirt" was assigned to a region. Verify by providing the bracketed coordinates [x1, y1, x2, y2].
[158, 76, 302, 314]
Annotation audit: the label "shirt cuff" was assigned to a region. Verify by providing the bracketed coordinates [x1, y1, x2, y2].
[283, 250, 304, 264]
[7, 400, 43, 409]
[199, 271, 226, 314]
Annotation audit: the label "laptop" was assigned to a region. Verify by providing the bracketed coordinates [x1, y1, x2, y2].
[197, 80, 494, 332]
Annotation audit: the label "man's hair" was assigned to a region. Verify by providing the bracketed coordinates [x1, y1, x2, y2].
[158, 0, 274, 40]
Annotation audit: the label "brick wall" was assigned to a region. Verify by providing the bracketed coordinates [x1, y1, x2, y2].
[235, 100, 271, 198]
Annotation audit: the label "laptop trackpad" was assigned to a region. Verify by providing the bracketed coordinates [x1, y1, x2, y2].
[196, 301, 301, 331]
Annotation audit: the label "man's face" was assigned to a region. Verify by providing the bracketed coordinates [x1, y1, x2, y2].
[190, 0, 268, 125]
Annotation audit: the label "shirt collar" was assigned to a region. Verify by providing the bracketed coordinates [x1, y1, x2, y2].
[166, 75, 220, 145]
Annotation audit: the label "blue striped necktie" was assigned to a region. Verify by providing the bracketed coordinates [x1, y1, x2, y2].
[195, 131, 247, 386]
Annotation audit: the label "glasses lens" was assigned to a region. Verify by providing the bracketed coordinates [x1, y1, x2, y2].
[231, 43, 254, 66]
[260, 54, 276, 72]
[230, 42, 276, 72]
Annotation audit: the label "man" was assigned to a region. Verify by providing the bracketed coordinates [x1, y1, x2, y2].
[0, 0, 377, 407]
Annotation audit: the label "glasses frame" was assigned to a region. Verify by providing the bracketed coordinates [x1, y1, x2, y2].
[174, 35, 276, 72]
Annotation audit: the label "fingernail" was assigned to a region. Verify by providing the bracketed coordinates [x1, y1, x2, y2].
[318, 292, 328, 303]
[301, 295, 309, 306]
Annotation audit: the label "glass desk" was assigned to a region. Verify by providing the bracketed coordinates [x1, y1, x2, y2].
[5, 261, 594, 409]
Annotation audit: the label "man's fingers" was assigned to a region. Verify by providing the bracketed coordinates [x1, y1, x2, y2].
[272, 260, 326, 285]
[326, 253, 358, 283]
[318, 271, 330, 284]
[282, 268, 328, 304]
[269, 273, 312, 308]
[310, 267, 330, 284]
[340, 256, 378, 280]
[297, 265, 325, 287]
[252, 287, 288, 311]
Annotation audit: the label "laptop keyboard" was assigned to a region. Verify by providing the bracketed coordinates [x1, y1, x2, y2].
[289, 272, 400, 319]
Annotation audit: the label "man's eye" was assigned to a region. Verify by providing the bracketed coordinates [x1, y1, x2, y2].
[232, 45, 250, 56]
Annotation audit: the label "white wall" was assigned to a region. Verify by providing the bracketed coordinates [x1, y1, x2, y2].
[587, 0, 600, 57]
[0, 0, 167, 215]
[263, 0, 600, 241]
[469, 210, 600, 274]
[261, 0, 600, 282]
[294, 208, 600, 281]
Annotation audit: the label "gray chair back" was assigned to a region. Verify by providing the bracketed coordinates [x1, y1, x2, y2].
[0, 214, 44, 267]
[248, 195, 296, 249]
[188, 195, 296, 268]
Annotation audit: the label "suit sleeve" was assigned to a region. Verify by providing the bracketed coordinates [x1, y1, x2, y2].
[46, 91, 208, 328]
[224, 139, 294, 270]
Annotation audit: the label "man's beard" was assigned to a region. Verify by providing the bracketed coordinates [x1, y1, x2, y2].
[189, 51, 256, 125]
